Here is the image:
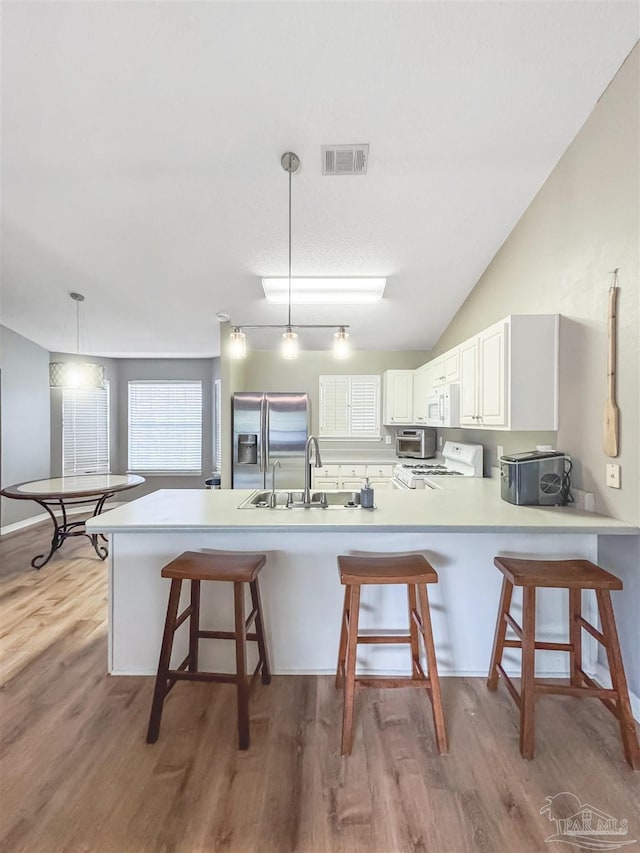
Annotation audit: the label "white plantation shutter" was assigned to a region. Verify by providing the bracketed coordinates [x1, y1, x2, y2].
[128, 381, 203, 473]
[319, 375, 380, 439]
[63, 384, 110, 474]
[320, 376, 350, 436]
[350, 376, 380, 437]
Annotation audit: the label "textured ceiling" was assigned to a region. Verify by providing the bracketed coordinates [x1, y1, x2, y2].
[1, 1, 638, 356]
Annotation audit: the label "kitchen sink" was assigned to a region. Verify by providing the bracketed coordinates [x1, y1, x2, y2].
[237, 489, 367, 509]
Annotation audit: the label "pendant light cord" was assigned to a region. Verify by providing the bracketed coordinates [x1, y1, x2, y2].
[76, 299, 80, 354]
[288, 163, 292, 329]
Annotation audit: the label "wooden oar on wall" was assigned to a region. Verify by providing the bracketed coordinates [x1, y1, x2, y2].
[603, 268, 620, 458]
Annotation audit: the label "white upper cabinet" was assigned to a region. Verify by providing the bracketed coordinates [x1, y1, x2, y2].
[429, 348, 459, 388]
[458, 314, 558, 431]
[411, 363, 430, 424]
[383, 370, 414, 425]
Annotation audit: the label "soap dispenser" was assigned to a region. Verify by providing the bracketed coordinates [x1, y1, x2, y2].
[360, 477, 374, 509]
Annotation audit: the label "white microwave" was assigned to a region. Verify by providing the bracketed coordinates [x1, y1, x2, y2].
[425, 384, 460, 428]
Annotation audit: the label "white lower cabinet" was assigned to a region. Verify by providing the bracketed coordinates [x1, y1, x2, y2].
[459, 314, 558, 431]
[314, 463, 394, 491]
[369, 478, 393, 490]
[341, 479, 363, 490]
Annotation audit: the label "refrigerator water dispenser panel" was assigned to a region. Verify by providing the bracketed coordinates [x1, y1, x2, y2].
[238, 435, 258, 465]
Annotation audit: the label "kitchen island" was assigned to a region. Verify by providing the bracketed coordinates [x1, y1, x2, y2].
[87, 481, 637, 684]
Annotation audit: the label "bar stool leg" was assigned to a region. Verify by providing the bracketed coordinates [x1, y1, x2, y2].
[341, 584, 361, 756]
[234, 581, 250, 750]
[147, 578, 183, 744]
[568, 588, 582, 687]
[596, 590, 640, 770]
[335, 585, 350, 689]
[487, 577, 513, 691]
[189, 579, 200, 672]
[520, 586, 536, 759]
[250, 578, 271, 685]
[417, 584, 448, 754]
[407, 584, 421, 679]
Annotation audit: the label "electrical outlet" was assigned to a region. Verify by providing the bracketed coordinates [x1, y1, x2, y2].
[384, 435, 391, 445]
[606, 463, 621, 489]
[497, 445, 504, 461]
[438, 435, 443, 448]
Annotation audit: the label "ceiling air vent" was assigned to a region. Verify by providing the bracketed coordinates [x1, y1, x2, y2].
[322, 144, 369, 176]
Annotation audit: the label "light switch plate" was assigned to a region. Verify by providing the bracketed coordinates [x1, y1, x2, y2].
[384, 435, 391, 445]
[606, 463, 621, 489]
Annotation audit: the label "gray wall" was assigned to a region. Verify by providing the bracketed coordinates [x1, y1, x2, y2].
[115, 358, 217, 499]
[0, 326, 51, 527]
[49, 352, 119, 477]
[50, 353, 220, 501]
[430, 47, 639, 525]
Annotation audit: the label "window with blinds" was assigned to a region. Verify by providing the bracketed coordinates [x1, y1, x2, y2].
[62, 383, 110, 475]
[319, 375, 381, 439]
[128, 381, 203, 473]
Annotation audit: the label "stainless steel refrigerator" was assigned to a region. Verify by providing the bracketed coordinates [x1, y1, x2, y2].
[232, 392, 309, 490]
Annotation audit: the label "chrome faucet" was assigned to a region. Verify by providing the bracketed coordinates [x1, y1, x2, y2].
[303, 435, 322, 506]
[269, 460, 281, 508]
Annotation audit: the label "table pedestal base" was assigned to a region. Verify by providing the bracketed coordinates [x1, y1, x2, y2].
[31, 494, 112, 569]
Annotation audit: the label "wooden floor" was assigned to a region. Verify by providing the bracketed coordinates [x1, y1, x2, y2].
[1, 522, 638, 853]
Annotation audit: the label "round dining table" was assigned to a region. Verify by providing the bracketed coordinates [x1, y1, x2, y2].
[1, 474, 145, 569]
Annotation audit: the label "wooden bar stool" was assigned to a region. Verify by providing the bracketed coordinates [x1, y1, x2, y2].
[146, 550, 271, 750]
[487, 556, 640, 769]
[336, 553, 448, 756]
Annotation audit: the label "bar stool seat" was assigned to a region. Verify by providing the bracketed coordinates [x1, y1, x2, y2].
[488, 556, 639, 769]
[146, 550, 271, 750]
[336, 553, 447, 757]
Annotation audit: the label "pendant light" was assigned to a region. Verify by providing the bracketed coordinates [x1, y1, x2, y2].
[223, 151, 353, 358]
[281, 152, 299, 359]
[333, 326, 350, 359]
[49, 293, 105, 390]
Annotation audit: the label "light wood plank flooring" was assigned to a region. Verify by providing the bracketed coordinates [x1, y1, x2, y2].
[1, 523, 638, 853]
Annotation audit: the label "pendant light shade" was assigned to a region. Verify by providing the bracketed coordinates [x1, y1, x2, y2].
[281, 327, 299, 360]
[229, 327, 247, 359]
[333, 326, 350, 359]
[49, 293, 105, 390]
[49, 361, 105, 389]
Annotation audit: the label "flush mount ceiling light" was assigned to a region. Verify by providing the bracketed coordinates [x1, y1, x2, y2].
[261, 277, 386, 305]
[49, 293, 105, 390]
[226, 152, 351, 360]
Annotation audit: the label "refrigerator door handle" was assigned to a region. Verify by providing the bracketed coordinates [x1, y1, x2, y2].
[264, 400, 270, 470]
[258, 396, 265, 474]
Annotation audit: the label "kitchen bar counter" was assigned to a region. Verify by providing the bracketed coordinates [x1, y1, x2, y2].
[87, 480, 636, 535]
[87, 486, 638, 692]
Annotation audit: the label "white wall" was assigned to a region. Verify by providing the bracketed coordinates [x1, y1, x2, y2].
[0, 326, 51, 527]
[430, 46, 639, 525]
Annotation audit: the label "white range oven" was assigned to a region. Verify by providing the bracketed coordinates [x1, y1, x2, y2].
[391, 441, 484, 489]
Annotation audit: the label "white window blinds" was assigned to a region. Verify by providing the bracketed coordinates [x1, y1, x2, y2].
[319, 375, 381, 439]
[128, 381, 203, 473]
[63, 383, 110, 475]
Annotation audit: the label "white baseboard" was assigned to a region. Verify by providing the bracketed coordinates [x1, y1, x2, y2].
[109, 664, 639, 722]
[1, 502, 125, 537]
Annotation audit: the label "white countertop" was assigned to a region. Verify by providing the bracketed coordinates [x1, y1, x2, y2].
[87, 480, 638, 535]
